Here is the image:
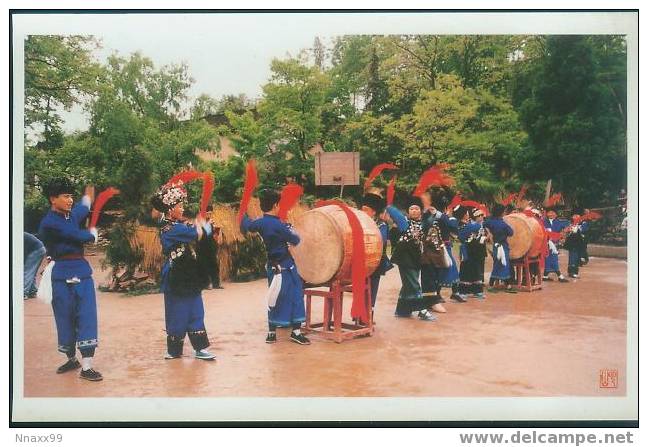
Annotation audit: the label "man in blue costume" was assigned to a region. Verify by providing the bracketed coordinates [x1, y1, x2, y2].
[38, 178, 103, 381]
[483, 203, 517, 293]
[240, 189, 310, 345]
[542, 207, 569, 283]
[386, 196, 437, 321]
[151, 182, 216, 361]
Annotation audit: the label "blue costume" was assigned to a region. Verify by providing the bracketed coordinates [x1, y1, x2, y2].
[369, 219, 393, 309]
[457, 220, 487, 295]
[386, 205, 436, 317]
[420, 209, 462, 304]
[24, 232, 46, 298]
[564, 222, 585, 277]
[241, 214, 305, 327]
[543, 217, 568, 275]
[483, 217, 514, 281]
[159, 218, 211, 356]
[38, 202, 98, 357]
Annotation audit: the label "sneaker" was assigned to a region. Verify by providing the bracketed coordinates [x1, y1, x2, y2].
[558, 277, 569, 283]
[542, 275, 550, 281]
[487, 287, 500, 293]
[418, 311, 437, 322]
[504, 287, 518, 294]
[569, 274, 579, 279]
[194, 349, 216, 360]
[79, 368, 103, 381]
[431, 303, 447, 313]
[473, 293, 485, 300]
[290, 332, 311, 345]
[450, 294, 468, 303]
[265, 332, 277, 344]
[164, 352, 182, 360]
[214, 285, 224, 289]
[56, 358, 81, 374]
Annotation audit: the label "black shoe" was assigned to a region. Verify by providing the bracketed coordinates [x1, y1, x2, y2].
[558, 277, 569, 283]
[504, 287, 518, 294]
[450, 294, 468, 303]
[56, 358, 81, 374]
[266, 332, 277, 344]
[290, 332, 311, 345]
[79, 368, 103, 381]
[438, 297, 447, 303]
[214, 285, 224, 289]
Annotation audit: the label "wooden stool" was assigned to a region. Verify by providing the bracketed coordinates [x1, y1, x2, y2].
[303, 278, 373, 343]
[512, 256, 543, 292]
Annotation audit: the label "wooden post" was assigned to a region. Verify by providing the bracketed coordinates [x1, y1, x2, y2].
[545, 179, 552, 204]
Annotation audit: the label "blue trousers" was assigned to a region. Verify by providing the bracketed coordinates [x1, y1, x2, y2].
[490, 244, 511, 280]
[24, 244, 46, 296]
[164, 291, 206, 337]
[370, 272, 381, 308]
[52, 278, 98, 356]
[267, 264, 306, 327]
[544, 251, 561, 275]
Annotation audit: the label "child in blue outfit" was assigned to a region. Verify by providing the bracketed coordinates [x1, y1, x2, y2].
[456, 206, 488, 299]
[483, 203, 517, 293]
[38, 178, 103, 381]
[240, 189, 310, 345]
[151, 182, 216, 361]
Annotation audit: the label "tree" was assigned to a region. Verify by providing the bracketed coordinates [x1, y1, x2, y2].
[24, 35, 101, 148]
[512, 35, 627, 206]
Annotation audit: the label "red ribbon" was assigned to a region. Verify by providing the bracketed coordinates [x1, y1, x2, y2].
[364, 163, 398, 190]
[277, 183, 304, 221]
[237, 160, 259, 225]
[316, 200, 369, 323]
[89, 187, 120, 228]
[386, 176, 397, 206]
[200, 171, 215, 217]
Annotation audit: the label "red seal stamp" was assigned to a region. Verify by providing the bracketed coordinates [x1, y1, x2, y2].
[599, 369, 619, 388]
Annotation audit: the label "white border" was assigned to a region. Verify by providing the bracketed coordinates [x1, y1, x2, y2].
[9, 10, 639, 423]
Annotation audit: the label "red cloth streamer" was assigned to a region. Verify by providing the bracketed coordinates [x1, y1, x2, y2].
[580, 211, 602, 222]
[200, 171, 215, 217]
[89, 187, 120, 228]
[460, 200, 489, 217]
[448, 194, 463, 211]
[546, 230, 563, 242]
[545, 192, 563, 208]
[316, 200, 369, 323]
[237, 160, 259, 224]
[386, 176, 397, 206]
[413, 164, 455, 197]
[277, 183, 304, 221]
[364, 163, 398, 190]
[501, 192, 517, 206]
[166, 169, 203, 187]
[517, 184, 528, 203]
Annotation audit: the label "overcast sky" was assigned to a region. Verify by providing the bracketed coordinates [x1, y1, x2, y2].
[13, 11, 636, 133]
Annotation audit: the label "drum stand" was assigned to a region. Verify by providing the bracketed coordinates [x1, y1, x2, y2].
[512, 256, 543, 292]
[303, 278, 374, 343]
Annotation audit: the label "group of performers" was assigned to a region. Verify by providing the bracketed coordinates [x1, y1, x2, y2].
[32, 171, 594, 382]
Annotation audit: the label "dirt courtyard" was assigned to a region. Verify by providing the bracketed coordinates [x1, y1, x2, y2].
[22, 253, 628, 398]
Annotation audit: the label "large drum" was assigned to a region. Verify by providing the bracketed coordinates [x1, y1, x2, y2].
[288, 205, 383, 285]
[503, 213, 545, 260]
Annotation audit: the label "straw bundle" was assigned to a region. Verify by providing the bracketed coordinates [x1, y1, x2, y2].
[130, 225, 164, 280]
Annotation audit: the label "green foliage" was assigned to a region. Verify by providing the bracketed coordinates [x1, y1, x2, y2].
[512, 35, 627, 206]
[24, 35, 102, 146]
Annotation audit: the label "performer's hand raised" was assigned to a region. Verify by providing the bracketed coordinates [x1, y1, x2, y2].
[84, 185, 95, 205]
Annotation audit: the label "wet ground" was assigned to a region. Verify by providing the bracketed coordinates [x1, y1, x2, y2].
[22, 253, 627, 397]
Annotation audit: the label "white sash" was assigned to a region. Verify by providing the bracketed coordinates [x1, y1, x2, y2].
[264, 271, 282, 310]
[37, 261, 54, 304]
[496, 244, 507, 267]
